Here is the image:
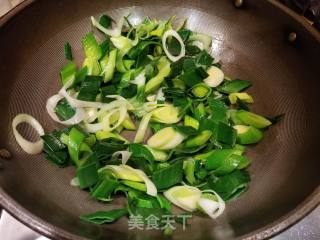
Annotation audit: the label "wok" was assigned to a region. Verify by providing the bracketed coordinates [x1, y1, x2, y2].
[0, 0, 319, 239]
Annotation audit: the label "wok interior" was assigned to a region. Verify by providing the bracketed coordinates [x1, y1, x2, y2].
[0, 0, 319, 239]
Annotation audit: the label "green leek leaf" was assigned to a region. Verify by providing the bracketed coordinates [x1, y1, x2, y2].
[217, 79, 252, 94]
[77, 76, 102, 101]
[54, 99, 75, 121]
[152, 160, 183, 190]
[64, 42, 73, 61]
[80, 208, 127, 224]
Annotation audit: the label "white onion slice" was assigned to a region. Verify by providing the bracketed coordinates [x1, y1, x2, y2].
[98, 99, 133, 113]
[46, 94, 86, 125]
[200, 190, 226, 219]
[84, 108, 99, 123]
[134, 112, 152, 143]
[91, 16, 124, 37]
[162, 29, 186, 62]
[12, 114, 44, 155]
[82, 122, 103, 133]
[112, 151, 132, 165]
[101, 106, 127, 132]
[82, 105, 128, 133]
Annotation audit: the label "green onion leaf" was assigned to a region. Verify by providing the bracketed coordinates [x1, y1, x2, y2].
[196, 50, 213, 69]
[77, 152, 99, 189]
[64, 42, 73, 61]
[179, 67, 208, 87]
[77, 76, 102, 101]
[152, 160, 184, 190]
[207, 170, 250, 201]
[80, 208, 127, 224]
[216, 122, 237, 146]
[217, 79, 252, 94]
[60, 62, 76, 85]
[99, 15, 114, 29]
[54, 99, 76, 121]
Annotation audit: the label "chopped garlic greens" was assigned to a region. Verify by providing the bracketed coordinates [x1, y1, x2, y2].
[25, 13, 282, 233]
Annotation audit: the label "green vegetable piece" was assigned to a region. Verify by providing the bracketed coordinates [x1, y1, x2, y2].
[194, 150, 215, 162]
[84, 134, 96, 147]
[217, 79, 252, 94]
[123, 60, 135, 69]
[122, 180, 147, 192]
[184, 159, 196, 185]
[68, 127, 86, 166]
[190, 83, 212, 99]
[152, 161, 184, 190]
[229, 93, 254, 104]
[186, 44, 201, 55]
[208, 170, 250, 201]
[212, 154, 247, 176]
[77, 76, 102, 101]
[77, 153, 99, 189]
[179, 67, 208, 87]
[95, 131, 128, 143]
[216, 122, 237, 146]
[122, 114, 136, 130]
[82, 32, 102, 59]
[91, 177, 119, 200]
[156, 194, 172, 212]
[151, 105, 181, 124]
[192, 102, 206, 120]
[189, 32, 212, 50]
[184, 115, 199, 129]
[80, 208, 127, 224]
[208, 99, 228, 123]
[71, 66, 88, 88]
[41, 130, 66, 152]
[64, 42, 73, 61]
[42, 130, 69, 167]
[102, 49, 117, 82]
[172, 78, 186, 90]
[205, 149, 249, 175]
[196, 50, 213, 68]
[54, 99, 75, 121]
[234, 125, 264, 144]
[128, 41, 160, 59]
[145, 57, 171, 93]
[99, 38, 110, 58]
[147, 127, 182, 150]
[235, 110, 272, 128]
[44, 150, 69, 167]
[60, 62, 76, 85]
[99, 14, 113, 29]
[205, 149, 234, 170]
[146, 146, 169, 162]
[128, 144, 155, 164]
[82, 57, 101, 76]
[185, 130, 212, 148]
[178, 28, 191, 41]
[100, 85, 117, 103]
[120, 84, 137, 99]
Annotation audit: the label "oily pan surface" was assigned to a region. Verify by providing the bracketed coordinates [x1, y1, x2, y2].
[0, 0, 319, 239]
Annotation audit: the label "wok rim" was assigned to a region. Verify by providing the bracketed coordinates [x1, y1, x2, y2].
[0, 0, 319, 239]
